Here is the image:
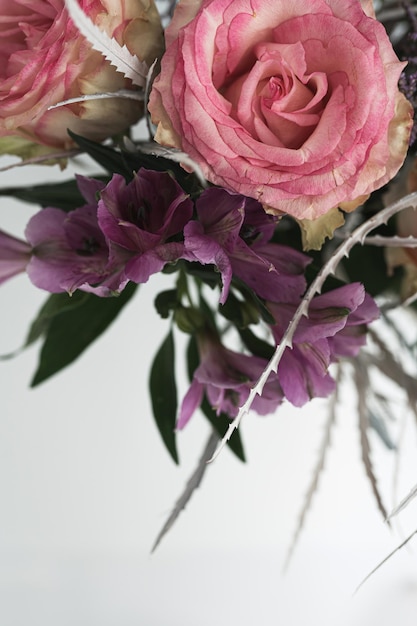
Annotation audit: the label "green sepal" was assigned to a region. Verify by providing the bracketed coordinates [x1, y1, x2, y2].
[149, 329, 179, 464]
[30, 283, 137, 386]
[174, 307, 206, 334]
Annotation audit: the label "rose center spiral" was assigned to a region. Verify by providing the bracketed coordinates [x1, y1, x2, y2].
[222, 41, 329, 150]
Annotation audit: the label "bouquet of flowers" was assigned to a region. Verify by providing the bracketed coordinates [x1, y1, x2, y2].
[2, 0, 417, 571]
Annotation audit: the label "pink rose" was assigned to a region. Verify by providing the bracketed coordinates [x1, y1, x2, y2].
[149, 0, 413, 220]
[0, 0, 164, 157]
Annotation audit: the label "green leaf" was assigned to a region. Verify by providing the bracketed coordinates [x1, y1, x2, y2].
[26, 291, 89, 347]
[31, 283, 137, 386]
[68, 131, 134, 179]
[0, 178, 106, 212]
[341, 244, 401, 297]
[219, 290, 260, 328]
[181, 261, 221, 289]
[149, 329, 179, 464]
[238, 328, 274, 361]
[0, 291, 89, 361]
[187, 336, 245, 462]
[68, 132, 203, 195]
[231, 277, 276, 325]
[154, 289, 179, 319]
[123, 148, 202, 195]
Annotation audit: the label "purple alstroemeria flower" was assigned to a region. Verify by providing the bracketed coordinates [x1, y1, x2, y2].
[178, 331, 283, 429]
[26, 209, 126, 296]
[268, 283, 379, 407]
[0, 230, 32, 284]
[183, 187, 309, 304]
[0, 171, 195, 296]
[24, 176, 128, 296]
[98, 169, 193, 283]
[0, 176, 127, 296]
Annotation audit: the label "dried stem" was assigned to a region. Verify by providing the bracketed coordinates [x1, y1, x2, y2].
[354, 529, 417, 595]
[151, 430, 219, 552]
[47, 90, 144, 110]
[283, 366, 341, 571]
[0, 150, 80, 171]
[354, 357, 390, 522]
[362, 235, 417, 247]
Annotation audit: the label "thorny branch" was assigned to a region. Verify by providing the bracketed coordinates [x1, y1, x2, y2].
[209, 192, 417, 462]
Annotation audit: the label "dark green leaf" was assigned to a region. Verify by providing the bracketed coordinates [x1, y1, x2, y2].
[154, 289, 179, 319]
[0, 178, 110, 211]
[123, 147, 202, 195]
[0, 292, 89, 361]
[68, 131, 134, 179]
[181, 261, 221, 289]
[26, 291, 89, 347]
[149, 329, 179, 464]
[238, 328, 274, 361]
[186, 332, 199, 381]
[219, 290, 260, 328]
[198, 293, 218, 331]
[304, 263, 346, 292]
[68, 132, 203, 195]
[231, 277, 276, 325]
[31, 283, 137, 386]
[340, 244, 402, 297]
[175, 269, 189, 301]
[187, 336, 245, 462]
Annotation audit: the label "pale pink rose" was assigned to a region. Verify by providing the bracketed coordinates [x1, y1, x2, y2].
[0, 0, 163, 157]
[149, 0, 413, 220]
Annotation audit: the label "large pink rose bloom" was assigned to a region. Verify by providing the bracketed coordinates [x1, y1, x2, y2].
[149, 0, 413, 220]
[0, 0, 163, 157]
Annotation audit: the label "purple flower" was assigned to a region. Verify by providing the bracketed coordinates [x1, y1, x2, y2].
[0, 170, 195, 296]
[24, 176, 127, 296]
[178, 330, 283, 429]
[327, 292, 380, 358]
[26, 209, 125, 296]
[0, 176, 124, 296]
[183, 187, 309, 304]
[98, 170, 193, 283]
[268, 284, 379, 407]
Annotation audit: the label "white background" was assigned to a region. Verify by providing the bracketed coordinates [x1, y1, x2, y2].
[1, 156, 417, 625]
